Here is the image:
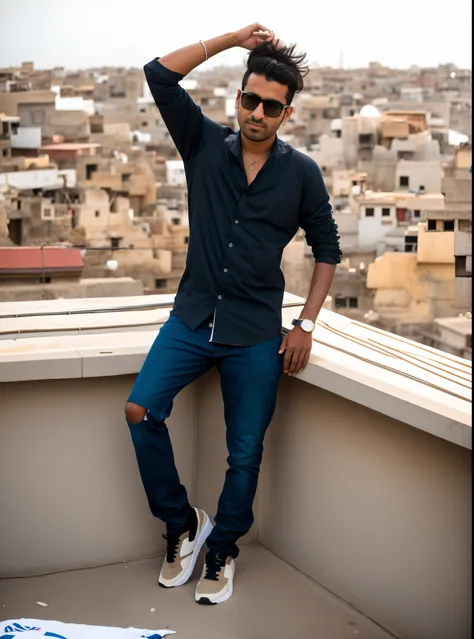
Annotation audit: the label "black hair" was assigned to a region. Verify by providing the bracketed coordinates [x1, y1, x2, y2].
[242, 42, 309, 105]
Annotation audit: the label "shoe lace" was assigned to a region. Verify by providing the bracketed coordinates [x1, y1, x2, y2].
[162, 533, 180, 563]
[204, 554, 226, 581]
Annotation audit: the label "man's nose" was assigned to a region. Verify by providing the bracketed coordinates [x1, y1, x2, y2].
[252, 102, 265, 120]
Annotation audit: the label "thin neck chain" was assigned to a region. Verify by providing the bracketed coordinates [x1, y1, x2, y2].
[242, 148, 271, 170]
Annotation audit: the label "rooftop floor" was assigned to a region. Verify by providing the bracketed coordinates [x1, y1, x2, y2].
[0, 544, 392, 639]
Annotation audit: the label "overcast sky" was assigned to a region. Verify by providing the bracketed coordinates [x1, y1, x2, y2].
[0, 0, 471, 72]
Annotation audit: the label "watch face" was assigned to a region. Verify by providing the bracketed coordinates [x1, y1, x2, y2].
[301, 319, 314, 332]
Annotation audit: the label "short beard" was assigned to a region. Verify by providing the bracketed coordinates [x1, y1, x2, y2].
[242, 123, 275, 144]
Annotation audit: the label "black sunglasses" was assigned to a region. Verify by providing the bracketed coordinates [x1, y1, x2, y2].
[240, 92, 289, 118]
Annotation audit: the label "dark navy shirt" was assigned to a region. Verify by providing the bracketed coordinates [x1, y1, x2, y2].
[144, 58, 341, 346]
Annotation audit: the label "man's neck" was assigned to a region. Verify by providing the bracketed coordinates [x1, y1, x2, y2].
[240, 131, 276, 157]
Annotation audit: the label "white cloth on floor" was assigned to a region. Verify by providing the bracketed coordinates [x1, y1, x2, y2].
[0, 619, 176, 638]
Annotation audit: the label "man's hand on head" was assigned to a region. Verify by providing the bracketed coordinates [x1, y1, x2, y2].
[279, 327, 313, 376]
[234, 23, 277, 50]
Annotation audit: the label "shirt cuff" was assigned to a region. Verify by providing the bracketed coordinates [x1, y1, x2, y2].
[144, 57, 185, 83]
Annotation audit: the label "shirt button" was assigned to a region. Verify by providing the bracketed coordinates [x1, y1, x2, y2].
[235, 219, 239, 224]
[218, 295, 223, 300]
[228, 243, 233, 248]
[224, 268, 228, 273]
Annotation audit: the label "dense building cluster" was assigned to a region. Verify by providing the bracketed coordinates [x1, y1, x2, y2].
[0, 58, 471, 357]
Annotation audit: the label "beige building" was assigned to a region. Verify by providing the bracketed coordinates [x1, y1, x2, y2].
[0, 89, 56, 118]
[366, 220, 455, 337]
[423, 144, 472, 311]
[0, 113, 20, 161]
[395, 159, 443, 193]
[424, 316, 472, 360]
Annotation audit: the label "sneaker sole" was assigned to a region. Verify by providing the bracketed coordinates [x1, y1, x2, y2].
[196, 584, 233, 605]
[158, 513, 213, 589]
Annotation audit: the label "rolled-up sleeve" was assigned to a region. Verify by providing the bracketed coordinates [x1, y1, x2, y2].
[144, 58, 203, 162]
[299, 162, 342, 264]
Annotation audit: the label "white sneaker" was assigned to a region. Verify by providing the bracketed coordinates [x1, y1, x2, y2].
[158, 508, 213, 588]
[195, 552, 235, 605]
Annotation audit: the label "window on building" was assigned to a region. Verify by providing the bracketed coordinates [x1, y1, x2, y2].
[17, 200, 22, 210]
[419, 185, 425, 192]
[459, 219, 472, 232]
[467, 335, 472, 349]
[172, 218, 180, 226]
[110, 237, 121, 249]
[44, 276, 52, 284]
[382, 207, 391, 217]
[95, 210, 100, 218]
[443, 220, 455, 231]
[348, 297, 358, 308]
[414, 210, 421, 218]
[122, 173, 131, 183]
[359, 134, 373, 146]
[155, 278, 168, 289]
[43, 208, 52, 218]
[427, 219, 437, 231]
[2, 148, 8, 158]
[396, 208, 409, 224]
[455, 256, 470, 277]
[365, 207, 375, 217]
[405, 236, 417, 252]
[334, 296, 347, 309]
[141, 121, 148, 127]
[139, 107, 146, 113]
[399, 175, 410, 188]
[184, 236, 189, 245]
[86, 164, 98, 180]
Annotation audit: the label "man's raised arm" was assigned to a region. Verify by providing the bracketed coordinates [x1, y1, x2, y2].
[144, 24, 274, 162]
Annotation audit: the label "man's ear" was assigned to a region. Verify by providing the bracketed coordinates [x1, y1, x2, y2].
[284, 105, 294, 124]
[235, 89, 241, 109]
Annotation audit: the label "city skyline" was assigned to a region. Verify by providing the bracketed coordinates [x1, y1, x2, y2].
[0, 0, 472, 72]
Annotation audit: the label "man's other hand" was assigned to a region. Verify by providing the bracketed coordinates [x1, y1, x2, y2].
[279, 327, 313, 376]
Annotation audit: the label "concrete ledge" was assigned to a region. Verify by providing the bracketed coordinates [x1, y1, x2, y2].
[0, 350, 82, 382]
[0, 293, 471, 450]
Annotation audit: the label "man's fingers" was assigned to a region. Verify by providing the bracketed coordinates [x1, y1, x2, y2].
[289, 350, 304, 376]
[284, 349, 294, 374]
[296, 350, 310, 374]
[255, 22, 271, 33]
[279, 334, 287, 354]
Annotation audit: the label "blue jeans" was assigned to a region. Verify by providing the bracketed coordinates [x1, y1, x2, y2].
[127, 314, 284, 558]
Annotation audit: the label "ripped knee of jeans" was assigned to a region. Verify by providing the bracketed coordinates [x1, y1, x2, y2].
[125, 401, 147, 425]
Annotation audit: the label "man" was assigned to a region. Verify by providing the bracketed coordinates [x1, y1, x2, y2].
[125, 23, 341, 605]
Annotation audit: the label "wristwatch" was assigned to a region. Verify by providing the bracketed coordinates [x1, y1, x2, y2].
[292, 318, 315, 333]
